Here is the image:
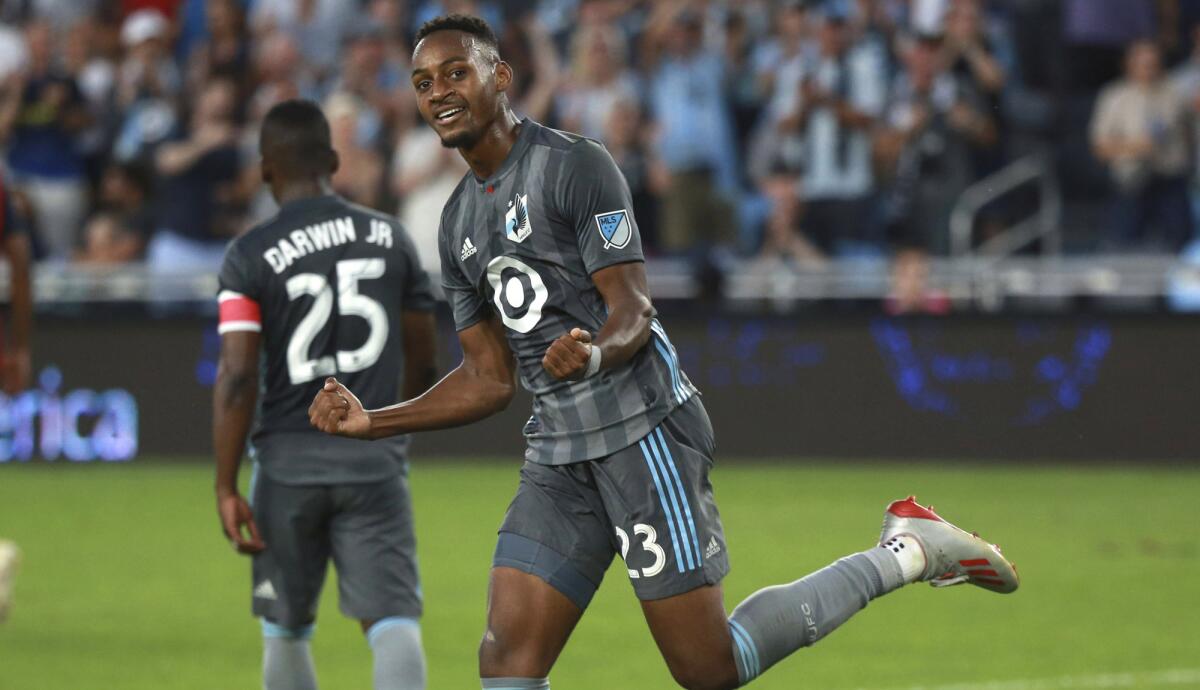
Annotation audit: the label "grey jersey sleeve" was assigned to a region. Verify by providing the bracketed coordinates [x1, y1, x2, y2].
[217, 237, 260, 299]
[556, 139, 645, 275]
[437, 210, 490, 331]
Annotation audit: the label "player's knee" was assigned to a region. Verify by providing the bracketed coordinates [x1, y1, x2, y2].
[478, 627, 549, 678]
[663, 655, 740, 690]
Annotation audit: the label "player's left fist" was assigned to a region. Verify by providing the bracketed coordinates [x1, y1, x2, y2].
[542, 328, 593, 381]
[308, 377, 372, 439]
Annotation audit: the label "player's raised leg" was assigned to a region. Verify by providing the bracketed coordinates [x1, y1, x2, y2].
[642, 544, 904, 689]
[640, 496, 1019, 689]
[606, 400, 1017, 688]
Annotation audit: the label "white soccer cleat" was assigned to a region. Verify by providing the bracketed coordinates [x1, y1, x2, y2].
[879, 496, 1019, 594]
[0, 540, 20, 622]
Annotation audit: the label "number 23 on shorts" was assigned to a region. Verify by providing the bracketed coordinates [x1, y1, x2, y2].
[615, 524, 667, 579]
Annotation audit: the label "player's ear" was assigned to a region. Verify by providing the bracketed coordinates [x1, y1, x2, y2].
[494, 60, 513, 94]
[260, 157, 273, 185]
[328, 148, 340, 176]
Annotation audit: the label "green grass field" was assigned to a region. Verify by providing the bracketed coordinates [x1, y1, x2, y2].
[1, 459, 1197, 689]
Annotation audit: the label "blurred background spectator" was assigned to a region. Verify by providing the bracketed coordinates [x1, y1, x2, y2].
[1091, 39, 1192, 251]
[793, 4, 887, 255]
[1, 19, 90, 261]
[641, 1, 738, 255]
[147, 76, 244, 272]
[0, 0, 1195, 298]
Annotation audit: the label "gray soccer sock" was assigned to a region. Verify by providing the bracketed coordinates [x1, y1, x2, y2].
[480, 678, 550, 689]
[262, 621, 318, 690]
[367, 617, 427, 690]
[727, 548, 904, 685]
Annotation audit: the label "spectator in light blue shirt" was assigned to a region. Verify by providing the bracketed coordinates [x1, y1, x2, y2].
[643, 3, 738, 254]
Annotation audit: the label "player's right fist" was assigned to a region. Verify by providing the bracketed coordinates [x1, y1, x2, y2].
[309, 377, 373, 439]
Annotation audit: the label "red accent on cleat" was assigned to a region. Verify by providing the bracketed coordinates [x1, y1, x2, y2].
[886, 498, 945, 522]
[959, 558, 990, 567]
[968, 569, 999, 577]
[973, 577, 1006, 587]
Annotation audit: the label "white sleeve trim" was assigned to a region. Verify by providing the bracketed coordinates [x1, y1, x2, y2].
[218, 290, 249, 303]
[218, 321, 262, 334]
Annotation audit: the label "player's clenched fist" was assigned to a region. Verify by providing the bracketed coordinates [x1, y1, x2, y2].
[542, 328, 599, 381]
[308, 377, 372, 438]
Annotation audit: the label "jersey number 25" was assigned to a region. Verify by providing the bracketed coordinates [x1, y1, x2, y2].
[285, 258, 389, 385]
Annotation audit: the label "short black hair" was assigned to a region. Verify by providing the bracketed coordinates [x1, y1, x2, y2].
[260, 99, 335, 178]
[414, 13, 499, 52]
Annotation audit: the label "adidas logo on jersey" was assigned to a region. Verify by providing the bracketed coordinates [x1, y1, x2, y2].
[705, 536, 721, 559]
[461, 237, 478, 261]
[253, 580, 277, 600]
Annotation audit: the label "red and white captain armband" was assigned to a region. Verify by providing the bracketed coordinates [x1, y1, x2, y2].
[218, 290, 262, 334]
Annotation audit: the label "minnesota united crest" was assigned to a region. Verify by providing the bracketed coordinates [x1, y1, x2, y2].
[504, 193, 534, 243]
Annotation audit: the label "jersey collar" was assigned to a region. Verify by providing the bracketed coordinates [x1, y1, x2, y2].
[473, 118, 536, 189]
[278, 193, 340, 215]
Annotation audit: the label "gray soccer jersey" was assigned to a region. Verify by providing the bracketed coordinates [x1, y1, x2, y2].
[438, 120, 697, 465]
[219, 194, 434, 484]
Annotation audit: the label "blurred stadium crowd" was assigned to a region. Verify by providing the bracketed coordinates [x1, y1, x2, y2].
[2, 0, 1200, 284]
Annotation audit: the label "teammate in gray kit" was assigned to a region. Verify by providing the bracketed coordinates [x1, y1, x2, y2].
[214, 100, 437, 690]
[310, 15, 1020, 690]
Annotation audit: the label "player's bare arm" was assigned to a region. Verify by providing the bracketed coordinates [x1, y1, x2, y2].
[310, 315, 516, 439]
[2, 227, 32, 394]
[213, 330, 265, 554]
[541, 262, 655, 381]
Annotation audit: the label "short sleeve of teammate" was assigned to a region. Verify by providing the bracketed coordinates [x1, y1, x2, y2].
[556, 139, 644, 275]
[216, 238, 264, 335]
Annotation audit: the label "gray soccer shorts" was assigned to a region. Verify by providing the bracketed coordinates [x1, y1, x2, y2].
[494, 397, 730, 609]
[249, 473, 422, 629]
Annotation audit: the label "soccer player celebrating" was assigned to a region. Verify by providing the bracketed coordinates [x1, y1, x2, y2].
[310, 15, 1019, 690]
[214, 101, 437, 690]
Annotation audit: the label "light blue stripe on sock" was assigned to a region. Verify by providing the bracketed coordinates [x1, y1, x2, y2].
[366, 616, 420, 647]
[655, 428, 703, 567]
[645, 432, 695, 571]
[639, 439, 686, 574]
[729, 622, 754, 681]
[261, 619, 315, 640]
[729, 620, 760, 679]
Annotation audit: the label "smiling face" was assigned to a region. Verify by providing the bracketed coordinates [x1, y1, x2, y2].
[410, 29, 511, 149]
